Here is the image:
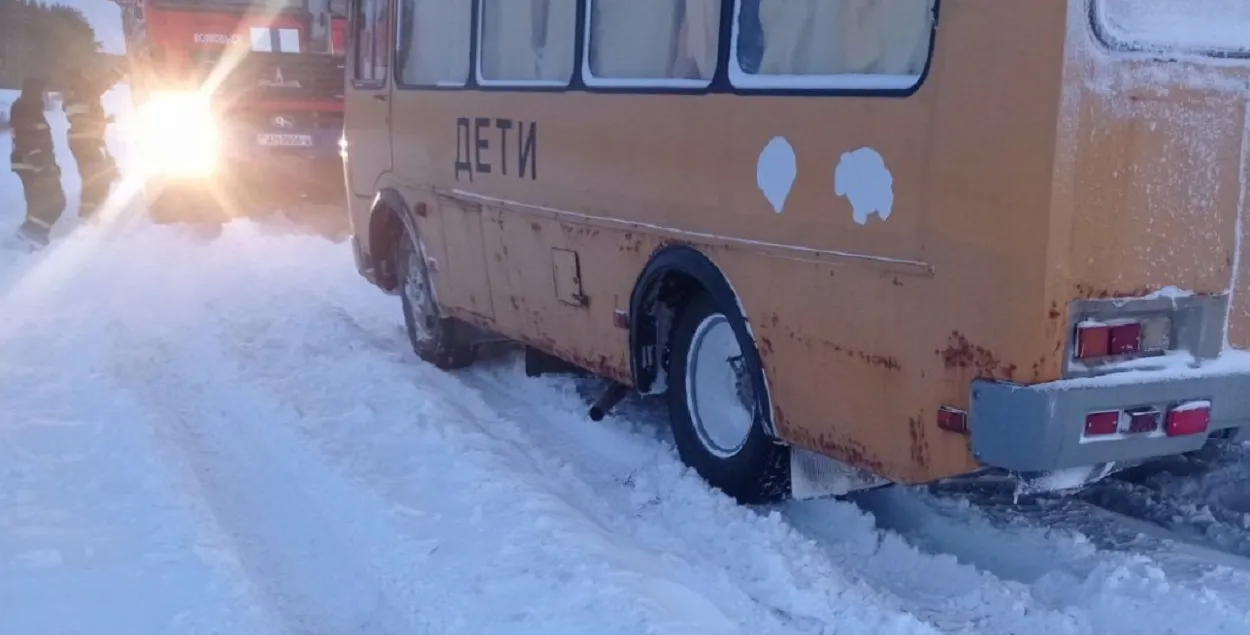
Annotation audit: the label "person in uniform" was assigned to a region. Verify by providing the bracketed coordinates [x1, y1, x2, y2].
[63, 65, 123, 222]
[8, 76, 65, 247]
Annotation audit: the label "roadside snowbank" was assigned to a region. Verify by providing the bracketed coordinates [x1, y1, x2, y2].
[0, 88, 16, 128]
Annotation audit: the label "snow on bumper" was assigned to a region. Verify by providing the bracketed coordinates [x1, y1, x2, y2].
[969, 351, 1250, 472]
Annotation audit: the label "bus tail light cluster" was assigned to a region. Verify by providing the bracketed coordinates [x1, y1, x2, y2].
[1083, 400, 1211, 439]
[1074, 316, 1171, 361]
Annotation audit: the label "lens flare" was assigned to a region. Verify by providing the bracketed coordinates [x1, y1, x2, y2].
[133, 91, 220, 179]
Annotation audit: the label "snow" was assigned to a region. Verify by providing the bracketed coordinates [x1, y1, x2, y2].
[1095, 0, 1250, 56]
[9, 17, 1250, 635]
[1175, 399, 1213, 412]
[3, 109, 1250, 635]
[1044, 349, 1250, 390]
[0, 89, 16, 127]
[1142, 285, 1195, 301]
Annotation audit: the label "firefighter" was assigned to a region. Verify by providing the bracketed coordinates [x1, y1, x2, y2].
[63, 65, 123, 222]
[8, 76, 66, 247]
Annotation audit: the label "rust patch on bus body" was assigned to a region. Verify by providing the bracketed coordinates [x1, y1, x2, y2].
[822, 341, 902, 372]
[908, 415, 930, 470]
[1074, 283, 1155, 300]
[939, 331, 1016, 381]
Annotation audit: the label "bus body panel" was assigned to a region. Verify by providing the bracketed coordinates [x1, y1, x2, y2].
[347, 0, 1250, 487]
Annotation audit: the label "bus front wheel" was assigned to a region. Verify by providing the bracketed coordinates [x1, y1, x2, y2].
[666, 292, 790, 504]
[397, 228, 475, 370]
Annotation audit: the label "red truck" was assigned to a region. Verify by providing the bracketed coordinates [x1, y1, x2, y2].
[114, 0, 347, 222]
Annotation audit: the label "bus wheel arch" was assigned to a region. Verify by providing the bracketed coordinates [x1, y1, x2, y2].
[367, 189, 413, 293]
[629, 244, 789, 503]
[369, 190, 475, 369]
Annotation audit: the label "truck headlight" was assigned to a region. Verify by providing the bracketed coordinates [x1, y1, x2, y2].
[134, 90, 220, 178]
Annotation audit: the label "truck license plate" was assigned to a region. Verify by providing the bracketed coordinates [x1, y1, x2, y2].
[257, 133, 314, 147]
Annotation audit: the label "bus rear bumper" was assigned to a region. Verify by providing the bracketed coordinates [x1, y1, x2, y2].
[969, 353, 1250, 473]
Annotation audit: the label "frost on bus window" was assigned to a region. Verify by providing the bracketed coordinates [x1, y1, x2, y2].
[1095, 0, 1250, 56]
[733, 0, 935, 90]
[585, 0, 720, 85]
[479, 0, 577, 85]
[396, 0, 472, 87]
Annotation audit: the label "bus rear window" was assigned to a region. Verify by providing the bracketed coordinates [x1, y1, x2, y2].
[1094, 0, 1250, 58]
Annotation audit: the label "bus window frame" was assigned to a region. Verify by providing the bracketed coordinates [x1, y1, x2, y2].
[147, 0, 303, 11]
[1087, 0, 1250, 61]
[475, 0, 575, 89]
[578, 0, 717, 91]
[350, 0, 390, 89]
[377, 0, 941, 97]
[725, 0, 940, 94]
[391, 0, 474, 89]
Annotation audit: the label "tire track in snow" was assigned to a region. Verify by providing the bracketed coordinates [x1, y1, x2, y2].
[453, 362, 1086, 635]
[94, 226, 760, 635]
[106, 334, 425, 635]
[214, 299, 995, 634]
[443, 357, 1250, 635]
[0, 339, 283, 635]
[78, 221, 1250, 635]
[201, 293, 942, 634]
[223, 287, 1249, 635]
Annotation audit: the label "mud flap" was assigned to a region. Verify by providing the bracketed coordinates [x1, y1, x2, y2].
[1010, 463, 1119, 498]
[789, 446, 892, 500]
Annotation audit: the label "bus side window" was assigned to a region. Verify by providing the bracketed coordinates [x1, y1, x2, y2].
[736, 0, 934, 80]
[586, 0, 720, 83]
[352, 0, 390, 83]
[395, 0, 472, 87]
[479, 0, 576, 84]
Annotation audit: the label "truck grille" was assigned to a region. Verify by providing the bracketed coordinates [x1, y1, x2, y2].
[200, 52, 345, 103]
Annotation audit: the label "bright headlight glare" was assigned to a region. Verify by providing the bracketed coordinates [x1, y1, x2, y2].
[134, 91, 220, 178]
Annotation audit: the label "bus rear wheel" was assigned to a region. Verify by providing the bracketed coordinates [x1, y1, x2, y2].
[666, 292, 790, 504]
[397, 228, 475, 370]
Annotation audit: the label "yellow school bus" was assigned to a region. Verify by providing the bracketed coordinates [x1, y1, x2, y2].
[342, 0, 1250, 503]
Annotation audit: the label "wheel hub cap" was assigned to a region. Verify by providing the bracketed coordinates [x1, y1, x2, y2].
[686, 314, 756, 458]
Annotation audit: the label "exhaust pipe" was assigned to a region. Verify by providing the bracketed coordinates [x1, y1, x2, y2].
[588, 383, 628, 421]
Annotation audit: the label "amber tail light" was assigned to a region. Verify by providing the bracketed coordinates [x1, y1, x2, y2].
[1074, 317, 1170, 361]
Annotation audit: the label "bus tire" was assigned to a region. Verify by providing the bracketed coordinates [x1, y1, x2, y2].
[396, 226, 474, 370]
[666, 291, 790, 504]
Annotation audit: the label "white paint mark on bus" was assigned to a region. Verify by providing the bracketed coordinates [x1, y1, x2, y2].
[756, 136, 797, 214]
[835, 147, 895, 225]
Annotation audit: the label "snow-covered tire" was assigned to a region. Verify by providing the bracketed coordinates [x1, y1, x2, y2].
[396, 227, 474, 370]
[666, 292, 790, 504]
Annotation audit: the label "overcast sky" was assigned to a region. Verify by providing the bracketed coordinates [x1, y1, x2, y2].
[69, 0, 126, 54]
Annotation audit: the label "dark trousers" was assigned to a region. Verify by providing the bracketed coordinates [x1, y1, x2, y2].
[17, 169, 67, 232]
[69, 138, 116, 218]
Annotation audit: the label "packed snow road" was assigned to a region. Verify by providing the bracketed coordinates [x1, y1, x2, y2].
[6, 111, 1250, 634]
[2, 214, 1250, 635]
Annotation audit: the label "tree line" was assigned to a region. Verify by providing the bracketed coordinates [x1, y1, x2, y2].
[0, 0, 102, 91]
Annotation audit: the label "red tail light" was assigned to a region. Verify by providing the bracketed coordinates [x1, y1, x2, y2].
[1109, 322, 1142, 355]
[937, 406, 969, 435]
[1084, 411, 1120, 436]
[1166, 401, 1211, 437]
